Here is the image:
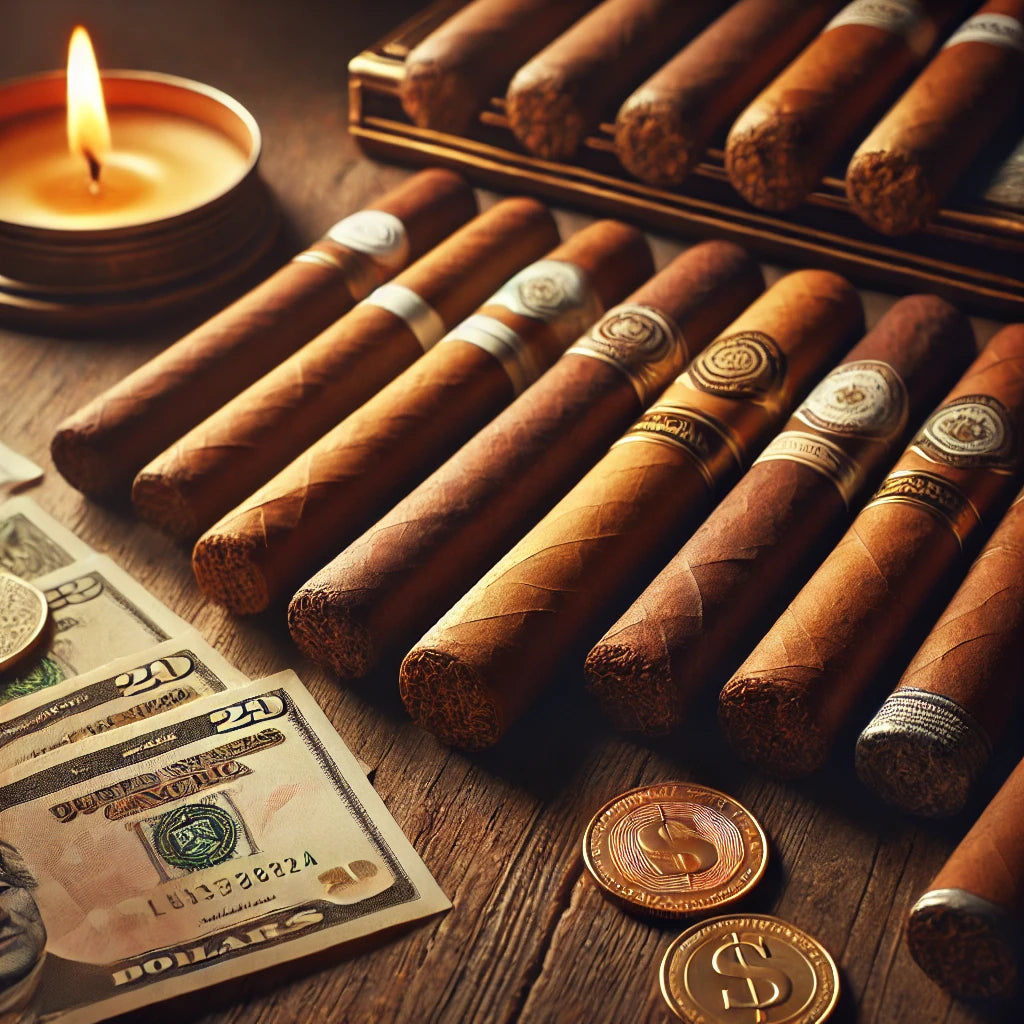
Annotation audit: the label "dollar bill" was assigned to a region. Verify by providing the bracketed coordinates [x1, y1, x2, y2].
[0, 671, 449, 1024]
[0, 556, 190, 709]
[0, 634, 248, 772]
[0, 440, 43, 494]
[0, 497, 93, 581]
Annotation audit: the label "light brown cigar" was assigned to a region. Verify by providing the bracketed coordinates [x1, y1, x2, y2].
[724, 0, 970, 211]
[719, 324, 1024, 779]
[847, 0, 1024, 235]
[857, 486, 1024, 816]
[50, 170, 477, 500]
[399, 270, 863, 750]
[288, 242, 764, 681]
[907, 754, 1024, 999]
[192, 221, 652, 615]
[131, 199, 558, 542]
[506, 0, 725, 162]
[586, 295, 974, 735]
[615, 0, 841, 187]
[400, 0, 596, 134]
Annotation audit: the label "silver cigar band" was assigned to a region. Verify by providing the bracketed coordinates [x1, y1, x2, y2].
[445, 314, 541, 396]
[487, 260, 601, 339]
[825, 0, 933, 55]
[754, 430, 863, 508]
[943, 14, 1024, 53]
[361, 283, 446, 351]
[325, 210, 410, 270]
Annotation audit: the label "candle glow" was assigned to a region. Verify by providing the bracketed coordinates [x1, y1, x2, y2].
[66, 26, 111, 186]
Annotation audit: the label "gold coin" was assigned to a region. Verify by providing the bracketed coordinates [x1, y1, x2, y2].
[0, 571, 49, 672]
[660, 914, 840, 1024]
[582, 781, 767, 918]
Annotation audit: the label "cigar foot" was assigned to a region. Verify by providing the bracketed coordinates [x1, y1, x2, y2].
[287, 586, 374, 681]
[614, 99, 696, 187]
[847, 150, 932, 236]
[725, 121, 817, 212]
[401, 65, 476, 134]
[192, 532, 270, 615]
[718, 674, 828, 778]
[51, 426, 115, 499]
[907, 888, 1021, 1000]
[132, 471, 201, 542]
[400, 649, 502, 750]
[506, 75, 586, 162]
[855, 690, 992, 817]
[584, 642, 679, 735]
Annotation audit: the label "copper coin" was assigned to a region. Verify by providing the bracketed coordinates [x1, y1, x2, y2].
[582, 781, 767, 918]
[0, 570, 48, 672]
[660, 914, 840, 1023]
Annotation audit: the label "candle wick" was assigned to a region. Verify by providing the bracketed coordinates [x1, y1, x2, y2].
[84, 148, 102, 193]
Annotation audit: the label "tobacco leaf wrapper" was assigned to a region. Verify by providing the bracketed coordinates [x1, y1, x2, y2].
[50, 169, 477, 499]
[719, 323, 1024, 778]
[400, 270, 863, 749]
[192, 221, 653, 615]
[586, 294, 975, 735]
[287, 242, 764, 681]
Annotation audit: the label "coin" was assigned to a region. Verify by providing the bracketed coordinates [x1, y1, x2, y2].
[582, 781, 767, 918]
[660, 914, 840, 1023]
[0, 570, 49, 672]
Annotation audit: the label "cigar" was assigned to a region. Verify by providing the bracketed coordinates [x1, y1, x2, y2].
[615, 0, 841, 187]
[856, 486, 1024, 816]
[719, 324, 1024, 779]
[847, 1, 1024, 235]
[724, 0, 969, 211]
[192, 220, 652, 615]
[400, 0, 596, 134]
[131, 198, 559, 542]
[50, 170, 477, 500]
[586, 295, 975, 735]
[399, 270, 863, 749]
[906, 754, 1024, 999]
[506, 0, 725, 161]
[288, 242, 764, 682]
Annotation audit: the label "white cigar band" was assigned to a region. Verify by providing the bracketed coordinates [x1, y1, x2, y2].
[943, 14, 1024, 53]
[446, 314, 541, 396]
[825, 0, 934, 55]
[754, 431, 863, 508]
[360, 282, 446, 351]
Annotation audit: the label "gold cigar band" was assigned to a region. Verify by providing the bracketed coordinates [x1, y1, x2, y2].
[865, 470, 982, 549]
[754, 430, 863, 508]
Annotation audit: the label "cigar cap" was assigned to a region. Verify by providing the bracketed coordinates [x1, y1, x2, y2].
[907, 887, 1022, 999]
[855, 689, 993, 817]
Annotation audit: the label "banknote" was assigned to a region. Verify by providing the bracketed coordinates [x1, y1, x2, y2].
[0, 556, 190, 709]
[0, 440, 43, 494]
[0, 671, 449, 1024]
[0, 497, 93, 580]
[0, 633, 248, 772]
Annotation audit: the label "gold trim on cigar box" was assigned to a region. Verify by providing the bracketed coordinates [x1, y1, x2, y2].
[866, 469, 982, 548]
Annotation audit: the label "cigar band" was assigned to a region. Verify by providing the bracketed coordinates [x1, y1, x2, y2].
[446, 314, 541, 395]
[566, 304, 687, 405]
[324, 210, 410, 270]
[615, 404, 744, 489]
[486, 259, 601, 339]
[866, 470, 981, 548]
[360, 282, 446, 351]
[754, 431, 863, 507]
[825, 0, 928, 41]
[943, 14, 1024, 53]
[680, 330, 787, 416]
[910, 394, 1018, 474]
[796, 359, 908, 440]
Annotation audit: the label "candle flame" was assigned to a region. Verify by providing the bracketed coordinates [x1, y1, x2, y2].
[67, 26, 111, 185]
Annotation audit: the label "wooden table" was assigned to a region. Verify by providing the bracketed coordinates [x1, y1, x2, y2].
[0, 3, 1016, 1022]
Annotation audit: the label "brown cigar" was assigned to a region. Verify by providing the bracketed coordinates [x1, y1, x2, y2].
[907, 754, 1024, 999]
[287, 242, 764, 681]
[857, 486, 1024, 816]
[847, 1, 1024, 235]
[192, 221, 652, 615]
[50, 170, 477, 500]
[400, 0, 596, 134]
[719, 324, 1024, 779]
[505, 0, 725, 161]
[586, 295, 975, 735]
[399, 271, 863, 750]
[131, 199, 558, 542]
[724, 0, 970, 211]
[615, 0, 841, 187]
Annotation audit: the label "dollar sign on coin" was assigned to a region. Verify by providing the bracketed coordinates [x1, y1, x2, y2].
[711, 931, 792, 1017]
[0, 570, 49, 673]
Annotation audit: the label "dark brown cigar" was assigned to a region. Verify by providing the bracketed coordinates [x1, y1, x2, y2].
[192, 221, 652, 615]
[857, 486, 1024, 816]
[506, 0, 726, 161]
[615, 0, 841, 187]
[131, 199, 558, 542]
[50, 170, 477, 500]
[719, 324, 1024, 779]
[400, 0, 596, 134]
[287, 242, 764, 681]
[400, 271, 863, 749]
[847, 0, 1024, 235]
[725, 0, 970, 211]
[907, 753, 1024, 999]
[586, 295, 974, 735]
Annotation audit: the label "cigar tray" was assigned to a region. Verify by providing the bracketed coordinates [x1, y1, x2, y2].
[349, 0, 1024, 320]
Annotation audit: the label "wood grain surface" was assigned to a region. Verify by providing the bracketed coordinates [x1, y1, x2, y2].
[0, 3, 1015, 1022]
